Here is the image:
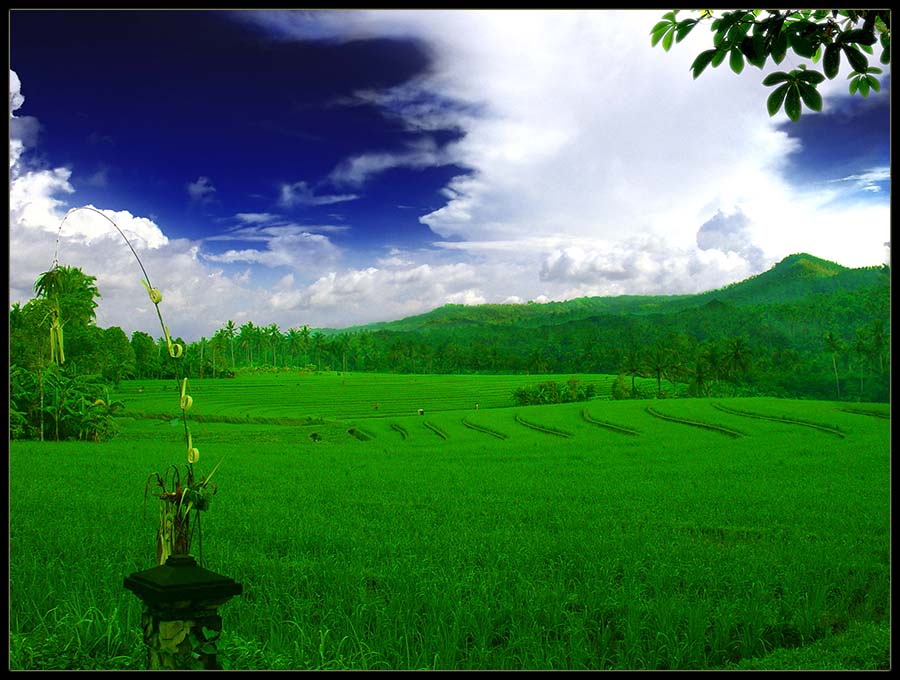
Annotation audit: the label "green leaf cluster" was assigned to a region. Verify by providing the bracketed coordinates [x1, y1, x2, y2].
[652, 9, 891, 121]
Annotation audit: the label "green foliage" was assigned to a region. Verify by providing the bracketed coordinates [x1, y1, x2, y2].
[10, 254, 889, 405]
[611, 374, 630, 400]
[512, 378, 597, 406]
[8, 364, 121, 442]
[653, 9, 891, 121]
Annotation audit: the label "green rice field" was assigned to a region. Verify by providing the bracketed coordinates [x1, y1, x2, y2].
[8, 372, 891, 670]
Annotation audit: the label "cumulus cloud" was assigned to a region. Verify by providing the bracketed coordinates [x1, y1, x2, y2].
[265, 261, 483, 324]
[204, 229, 340, 271]
[9, 69, 40, 169]
[538, 235, 760, 296]
[238, 9, 888, 273]
[695, 208, 766, 269]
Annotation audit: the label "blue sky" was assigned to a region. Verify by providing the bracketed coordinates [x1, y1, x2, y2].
[10, 9, 890, 342]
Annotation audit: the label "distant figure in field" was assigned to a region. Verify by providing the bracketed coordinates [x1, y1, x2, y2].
[374, 401, 379, 411]
[475, 403, 479, 410]
[418, 408, 424, 416]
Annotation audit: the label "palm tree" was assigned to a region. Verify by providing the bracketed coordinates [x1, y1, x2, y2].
[223, 320, 237, 370]
[868, 319, 886, 375]
[286, 327, 302, 367]
[312, 331, 325, 370]
[300, 325, 312, 367]
[723, 336, 751, 384]
[33, 265, 100, 327]
[238, 321, 256, 366]
[699, 341, 723, 393]
[824, 331, 844, 400]
[33, 266, 101, 366]
[266, 323, 282, 367]
[646, 343, 671, 397]
[621, 346, 642, 398]
[852, 326, 869, 396]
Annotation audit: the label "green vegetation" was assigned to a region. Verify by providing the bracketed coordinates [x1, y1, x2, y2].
[652, 10, 890, 121]
[9, 376, 890, 670]
[6, 238, 890, 670]
[9, 254, 891, 423]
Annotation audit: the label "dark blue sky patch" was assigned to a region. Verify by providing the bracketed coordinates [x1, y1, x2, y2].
[776, 76, 890, 194]
[10, 9, 441, 244]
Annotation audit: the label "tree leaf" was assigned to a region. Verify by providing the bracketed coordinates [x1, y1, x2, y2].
[771, 33, 788, 63]
[740, 34, 766, 67]
[766, 83, 790, 117]
[857, 75, 870, 97]
[762, 71, 791, 86]
[784, 86, 801, 122]
[662, 28, 675, 52]
[711, 48, 728, 67]
[796, 70, 825, 84]
[849, 77, 859, 95]
[797, 82, 822, 112]
[675, 19, 697, 43]
[650, 21, 672, 47]
[811, 44, 823, 63]
[788, 33, 816, 59]
[823, 43, 841, 78]
[866, 75, 881, 92]
[879, 44, 890, 65]
[650, 20, 670, 36]
[729, 48, 745, 74]
[843, 45, 869, 72]
[690, 49, 718, 79]
[840, 28, 878, 46]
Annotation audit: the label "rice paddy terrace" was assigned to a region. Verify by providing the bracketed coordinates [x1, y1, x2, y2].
[9, 372, 891, 670]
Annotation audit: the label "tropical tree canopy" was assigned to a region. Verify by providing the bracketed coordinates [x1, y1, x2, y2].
[33, 265, 101, 328]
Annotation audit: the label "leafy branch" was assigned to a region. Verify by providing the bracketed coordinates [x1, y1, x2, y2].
[651, 9, 891, 121]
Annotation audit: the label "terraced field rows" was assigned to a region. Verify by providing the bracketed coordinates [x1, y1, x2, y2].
[328, 397, 878, 450]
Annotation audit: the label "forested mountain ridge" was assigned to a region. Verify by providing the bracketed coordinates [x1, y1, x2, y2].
[324, 253, 885, 335]
[312, 253, 889, 401]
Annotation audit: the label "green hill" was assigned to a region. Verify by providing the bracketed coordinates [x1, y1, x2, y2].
[325, 253, 884, 335]
[311, 253, 889, 402]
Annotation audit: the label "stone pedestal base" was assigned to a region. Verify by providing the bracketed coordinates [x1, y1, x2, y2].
[141, 607, 224, 670]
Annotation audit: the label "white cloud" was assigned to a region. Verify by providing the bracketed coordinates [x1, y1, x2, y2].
[328, 136, 454, 188]
[829, 166, 890, 193]
[204, 230, 340, 270]
[266, 261, 482, 324]
[277, 180, 359, 207]
[695, 208, 766, 269]
[235, 212, 282, 224]
[242, 9, 888, 273]
[187, 176, 216, 203]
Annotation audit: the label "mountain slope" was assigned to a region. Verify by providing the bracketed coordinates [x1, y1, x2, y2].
[323, 253, 884, 335]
